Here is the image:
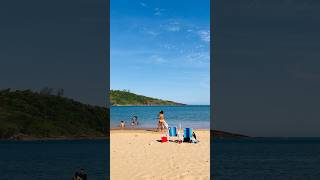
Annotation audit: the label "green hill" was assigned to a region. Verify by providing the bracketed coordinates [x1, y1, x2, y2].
[110, 90, 185, 106]
[0, 89, 108, 140]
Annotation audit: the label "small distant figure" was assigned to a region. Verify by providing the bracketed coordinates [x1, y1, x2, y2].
[192, 132, 197, 140]
[131, 115, 138, 127]
[133, 115, 138, 125]
[191, 132, 199, 143]
[120, 120, 125, 128]
[178, 131, 183, 144]
[72, 168, 87, 180]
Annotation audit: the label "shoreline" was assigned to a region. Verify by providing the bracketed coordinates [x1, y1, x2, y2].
[110, 127, 210, 131]
[111, 104, 210, 106]
[112, 104, 187, 106]
[2, 129, 249, 141]
[110, 129, 250, 140]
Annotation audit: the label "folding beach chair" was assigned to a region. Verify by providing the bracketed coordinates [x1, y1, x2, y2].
[168, 126, 177, 142]
[183, 128, 193, 143]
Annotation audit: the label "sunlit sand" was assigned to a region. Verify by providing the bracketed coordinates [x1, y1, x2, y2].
[110, 129, 210, 180]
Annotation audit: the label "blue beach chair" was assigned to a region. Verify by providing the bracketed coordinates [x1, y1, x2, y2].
[168, 127, 177, 141]
[183, 128, 193, 142]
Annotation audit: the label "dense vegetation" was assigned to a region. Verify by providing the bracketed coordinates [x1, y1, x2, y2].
[110, 90, 185, 106]
[0, 89, 108, 139]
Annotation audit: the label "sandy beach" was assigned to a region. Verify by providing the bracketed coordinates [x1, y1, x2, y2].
[111, 129, 210, 180]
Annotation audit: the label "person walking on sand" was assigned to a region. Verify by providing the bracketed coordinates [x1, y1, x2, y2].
[158, 110, 168, 133]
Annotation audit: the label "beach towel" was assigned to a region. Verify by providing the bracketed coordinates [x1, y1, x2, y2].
[164, 121, 169, 129]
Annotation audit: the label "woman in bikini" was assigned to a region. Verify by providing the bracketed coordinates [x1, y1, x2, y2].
[158, 110, 167, 132]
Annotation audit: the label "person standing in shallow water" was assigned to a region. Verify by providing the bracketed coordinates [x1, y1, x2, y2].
[120, 120, 125, 128]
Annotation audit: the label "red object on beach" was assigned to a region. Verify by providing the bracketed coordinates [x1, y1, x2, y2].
[161, 136, 168, 142]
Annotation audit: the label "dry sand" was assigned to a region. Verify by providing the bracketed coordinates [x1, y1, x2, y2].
[110, 129, 210, 180]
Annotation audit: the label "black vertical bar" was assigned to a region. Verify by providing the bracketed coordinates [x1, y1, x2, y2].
[105, 0, 110, 179]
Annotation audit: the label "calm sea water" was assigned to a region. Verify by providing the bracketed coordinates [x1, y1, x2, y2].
[110, 105, 210, 129]
[0, 140, 109, 180]
[2, 138, 320, 179]
[212, 138, 320, 180]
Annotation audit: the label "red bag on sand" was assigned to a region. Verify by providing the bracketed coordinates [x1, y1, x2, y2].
[161, 136, 168, 142]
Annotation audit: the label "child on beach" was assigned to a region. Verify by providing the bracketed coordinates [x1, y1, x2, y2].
[193, 132, 197, 140]
[120, 120, 125, 128]
[132, 115, 138, 125]
[191, 131, 199, 143]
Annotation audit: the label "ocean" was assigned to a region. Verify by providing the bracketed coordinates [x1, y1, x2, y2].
[212, 138, 320, 180]
[2, 138, 320, 179]
[110, 105, 210, 129]
[0, 139, 108, 180]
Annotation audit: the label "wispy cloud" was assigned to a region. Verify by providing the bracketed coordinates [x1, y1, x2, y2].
[166, 26, 180, 32]
[187, 29, 194, 32]
[140, 2, 147, 8]
[159, 43, 177, 51]
[149, 54, 167, 64]
[195, 44, 205, 49]
[198, 30, 210, 42]
[111, 48, 157, 56]
[145, 30, 159, 36]
[154, 8, 165, 16]
[186, 51, 210, 67]
[162, 21, 181, 32]
[140, 27, 159, 37]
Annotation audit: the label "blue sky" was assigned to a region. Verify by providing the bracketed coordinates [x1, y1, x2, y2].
[110, 0, 210, 105]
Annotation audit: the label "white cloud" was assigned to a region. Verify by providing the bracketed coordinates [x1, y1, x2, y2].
[198, 30, 210, 42]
